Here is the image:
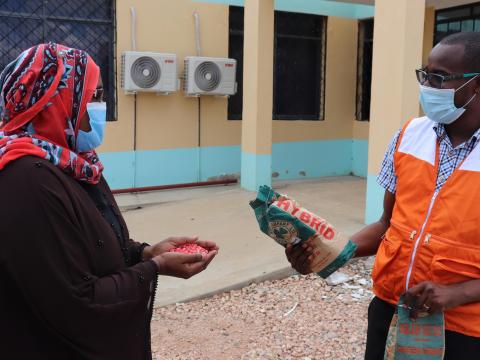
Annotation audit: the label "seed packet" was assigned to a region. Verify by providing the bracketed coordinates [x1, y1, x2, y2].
[250, 185, 357, 278]
[384, 296, 445, 360]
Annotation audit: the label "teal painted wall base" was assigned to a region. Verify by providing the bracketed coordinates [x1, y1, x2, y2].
[241, 152, 272, 191]
[99, 139, 369, 191]
[99, 145, 240, 190]
[365, 173, 385, 224]
[272, 140, 352, 180]
[352, 139, 368, 178]
[100, 151, 136, 190]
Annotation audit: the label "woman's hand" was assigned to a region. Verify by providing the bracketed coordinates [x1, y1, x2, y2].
[152, 251, 217, 279]
[144, 236, 218, 279]
[142, 236, 219, 260]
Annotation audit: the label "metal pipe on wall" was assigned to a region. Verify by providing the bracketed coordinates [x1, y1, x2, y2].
[111, 179, 238, 195]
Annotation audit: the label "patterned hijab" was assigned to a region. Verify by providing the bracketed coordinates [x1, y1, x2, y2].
[0, 43, 104, 183]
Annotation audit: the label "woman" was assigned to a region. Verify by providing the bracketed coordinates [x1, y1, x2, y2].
[0, 43, 218, 360]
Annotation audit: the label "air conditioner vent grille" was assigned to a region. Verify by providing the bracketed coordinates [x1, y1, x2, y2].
[194, 61, 221, 92]
[131, 56, 161, 89]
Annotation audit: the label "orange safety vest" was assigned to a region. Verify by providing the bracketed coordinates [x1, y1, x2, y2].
[373, 116, 480, 338]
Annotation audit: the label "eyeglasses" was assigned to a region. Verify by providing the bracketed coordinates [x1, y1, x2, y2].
[415, 68, 480, 89]
[92, 87, 105, 102]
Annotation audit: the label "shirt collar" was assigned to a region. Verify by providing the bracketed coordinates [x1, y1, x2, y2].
[433, 123, 480, 148]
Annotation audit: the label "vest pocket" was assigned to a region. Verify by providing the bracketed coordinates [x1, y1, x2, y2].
[427, 233, 480, 265]
[431, 256, 480, 285]
[372, 232, 402, 293]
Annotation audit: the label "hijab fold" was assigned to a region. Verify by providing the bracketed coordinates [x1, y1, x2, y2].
[0, 43, 104, 183]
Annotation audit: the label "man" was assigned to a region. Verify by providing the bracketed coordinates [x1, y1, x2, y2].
[286, 31, 480, 359]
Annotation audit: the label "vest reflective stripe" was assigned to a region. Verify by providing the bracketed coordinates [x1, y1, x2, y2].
[372, 116, 480, 338]
[459, 139, 480, 171]
[397, 116, 437, 166]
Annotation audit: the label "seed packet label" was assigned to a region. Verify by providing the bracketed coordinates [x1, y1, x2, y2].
[385, 297, 445, 360]
[250, 185, 357, 278]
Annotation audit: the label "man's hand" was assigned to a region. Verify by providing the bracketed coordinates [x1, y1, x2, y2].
[142, 236, 219, 261]
[404, 281, 462, 320]
[151, 251, 217, 279]
[285, 241, 315, 275]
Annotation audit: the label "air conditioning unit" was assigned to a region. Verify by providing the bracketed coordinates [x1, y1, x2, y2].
[184, 56, 237, 96]
[121, 51, 178, 94]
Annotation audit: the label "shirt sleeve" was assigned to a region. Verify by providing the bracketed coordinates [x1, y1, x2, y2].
[376, 129, 401, 194]
[126, 239, 150, 264]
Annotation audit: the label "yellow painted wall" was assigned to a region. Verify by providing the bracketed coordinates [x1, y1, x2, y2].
[423, 7, 436, 66]
[102, 2, 439, 156]
[353, 120, 369, 140]
[100, 3, 364, 154]
[100, 0, 240, 153]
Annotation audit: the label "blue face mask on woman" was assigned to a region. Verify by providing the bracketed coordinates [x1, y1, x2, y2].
[419, 76, 478, 125]
[76, 102, 107, 152]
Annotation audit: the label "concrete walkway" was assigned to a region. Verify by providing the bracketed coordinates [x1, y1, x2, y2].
[115, 176, 367, 307]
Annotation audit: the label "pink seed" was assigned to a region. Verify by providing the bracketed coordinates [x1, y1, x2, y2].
[169, 243, 209, 255]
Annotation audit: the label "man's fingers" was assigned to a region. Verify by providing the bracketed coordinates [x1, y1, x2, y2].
[404, 282, 431, 319]
[295, 249, 311, 268]
[415, 291, 430, 311]
[288, 246, 305, 264]
[404, 282, 427, 307]
[299, 254, 314, 274]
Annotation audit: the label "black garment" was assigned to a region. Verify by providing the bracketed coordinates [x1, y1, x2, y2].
[365, 297, 480, 360]
[79, 181, 149, 267]
[0, 156, 157, 360]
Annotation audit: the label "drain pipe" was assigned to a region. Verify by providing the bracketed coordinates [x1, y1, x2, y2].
[130, 7, 137, 51]
[194, 12, 202, 183]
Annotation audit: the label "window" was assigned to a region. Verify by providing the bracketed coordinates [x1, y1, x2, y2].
[228, 6, 326, 121]
[356, 18, 374, 121]
[228, 6, 244, 120]
[0, 0, 116, 120]
[435, 3, 480, 44]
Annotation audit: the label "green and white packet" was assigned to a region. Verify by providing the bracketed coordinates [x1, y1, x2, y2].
[384, 296, 445, 360]
[250, 185, 357, 279]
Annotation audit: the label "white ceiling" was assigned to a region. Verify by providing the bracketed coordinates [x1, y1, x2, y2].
[326, 0, 479, 9]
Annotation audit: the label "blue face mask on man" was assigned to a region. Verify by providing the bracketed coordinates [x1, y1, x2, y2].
[419, 76, 478, 125]
[76, 102, 107, 152]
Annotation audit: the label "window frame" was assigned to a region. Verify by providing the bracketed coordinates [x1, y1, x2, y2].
[355, 17, 374, 122]
[227, 6, 327, 121]
[435, 2, 480, 44]
[0, 0, 117, 121]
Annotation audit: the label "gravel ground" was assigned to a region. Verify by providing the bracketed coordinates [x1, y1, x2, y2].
[151, 257, 375, 360]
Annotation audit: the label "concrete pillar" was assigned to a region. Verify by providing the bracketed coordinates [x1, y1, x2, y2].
[365, 0, 426, 223]
[240, 0, 274, 191]
[423, 7, 436, 66]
